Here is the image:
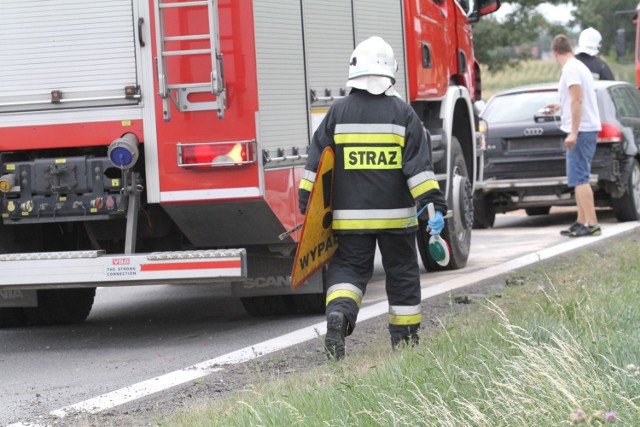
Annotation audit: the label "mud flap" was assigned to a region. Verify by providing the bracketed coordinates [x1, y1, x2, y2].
[232, 269, 323, 298]
[0, 289, 37, 308]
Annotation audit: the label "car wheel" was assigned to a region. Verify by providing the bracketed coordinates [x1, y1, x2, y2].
[473, 193, 495, 229]
[417, 137, 472, 271]
[525, 207, 551, 216]
[611, 159, 640, 222]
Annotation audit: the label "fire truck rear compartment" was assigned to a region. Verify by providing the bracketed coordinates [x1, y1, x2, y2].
[0, 155, 127, 224]
[162, 200, 289, 247]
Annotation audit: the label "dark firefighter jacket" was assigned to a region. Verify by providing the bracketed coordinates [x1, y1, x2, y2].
[575, 53, 615, 81]
[299, 89, 447, 234]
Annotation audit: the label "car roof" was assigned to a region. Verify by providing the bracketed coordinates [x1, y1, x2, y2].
[491, 80, 633, 98]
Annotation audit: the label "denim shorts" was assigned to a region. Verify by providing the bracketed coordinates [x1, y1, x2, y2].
[566, 131, 598, 187]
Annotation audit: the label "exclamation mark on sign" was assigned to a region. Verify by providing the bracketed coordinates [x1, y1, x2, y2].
[321, 169, 333, 229]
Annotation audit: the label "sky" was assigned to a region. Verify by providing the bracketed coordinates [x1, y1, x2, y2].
[495, 2, 576, 25]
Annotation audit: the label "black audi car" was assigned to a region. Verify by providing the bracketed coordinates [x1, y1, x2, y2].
[473, 81, 640, 228]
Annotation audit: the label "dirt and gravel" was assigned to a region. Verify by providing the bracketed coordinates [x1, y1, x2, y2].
[23, 273, 514, 427]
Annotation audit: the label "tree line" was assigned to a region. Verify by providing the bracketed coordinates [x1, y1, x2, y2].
[474, 0, 635, 71]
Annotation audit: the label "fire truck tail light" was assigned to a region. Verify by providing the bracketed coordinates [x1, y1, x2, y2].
[597, 123, 622, 144]
[477, 119, 488, 150]
[108, 133, 140, 169]
[178, 140, 256, 168]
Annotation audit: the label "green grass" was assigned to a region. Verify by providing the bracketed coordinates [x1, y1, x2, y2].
[482, 58, 637, 100]
[162, 238, 640, 426]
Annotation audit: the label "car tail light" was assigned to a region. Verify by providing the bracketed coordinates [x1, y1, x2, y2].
[597, 123, 622, 144]
[177, 140, 256, 168]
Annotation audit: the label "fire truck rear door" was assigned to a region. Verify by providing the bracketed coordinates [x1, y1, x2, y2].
[0, 0, 140, 113]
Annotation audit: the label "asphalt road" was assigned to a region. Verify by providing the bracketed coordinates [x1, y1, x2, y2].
[1, 207, 633, 426]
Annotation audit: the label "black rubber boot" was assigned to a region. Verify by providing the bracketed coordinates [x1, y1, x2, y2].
[390, 322, 420, 350]
[391, 334, 420, 350]
[325, 311, 348, 360]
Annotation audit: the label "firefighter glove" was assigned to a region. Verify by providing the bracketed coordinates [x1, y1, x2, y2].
[427, 210, 444, 236]
[299, 188, 310, 215]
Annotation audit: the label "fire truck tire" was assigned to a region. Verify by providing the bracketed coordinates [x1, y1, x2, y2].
[417, 137, 472, 271]
[0, 308, 29, 327]
[292, 267, 327, 314]
[293, 293, 325, 314]
[240, 295, 296, 317]
[23, 288, 96, 326]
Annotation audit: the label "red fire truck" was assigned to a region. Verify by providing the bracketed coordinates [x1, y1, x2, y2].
[615, 3, 640, 87]
[0, 0, 499, 326]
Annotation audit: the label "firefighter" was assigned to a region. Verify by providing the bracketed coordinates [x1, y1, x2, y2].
[575, 27, 615, 81]
[298, 36, 447, 360]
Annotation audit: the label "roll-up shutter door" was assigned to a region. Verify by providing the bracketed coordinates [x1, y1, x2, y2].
[0, 0, 139, 113]
[302, 0, 354, 104]
[253, 0, 308, 160]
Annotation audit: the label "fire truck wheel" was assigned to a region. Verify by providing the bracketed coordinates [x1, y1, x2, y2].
[417, 137, 472, 271]
[240, 295, 296, 317]
[293, 293, 325, 314]
[292, 267, 326, 314]
[23, 288, 96, 326]
[0, 308, 29, 327]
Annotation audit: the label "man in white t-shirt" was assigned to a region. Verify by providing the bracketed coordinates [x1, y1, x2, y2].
[546, 34, 602, 237]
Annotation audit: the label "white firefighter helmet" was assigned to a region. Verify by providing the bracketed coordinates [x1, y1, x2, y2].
[346, 36, 400, 97]
[575, 27, 602, 56]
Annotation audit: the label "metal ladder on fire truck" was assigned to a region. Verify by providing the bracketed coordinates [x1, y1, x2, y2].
[153, 0, 227, 121]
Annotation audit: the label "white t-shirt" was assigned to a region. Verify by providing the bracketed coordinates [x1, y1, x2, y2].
[558, 57, 601, 133]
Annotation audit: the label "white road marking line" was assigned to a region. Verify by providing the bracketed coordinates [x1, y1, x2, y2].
[49, 367, 223, 418]
[416, 221, 640, 298]
[14, 220, 640, 424]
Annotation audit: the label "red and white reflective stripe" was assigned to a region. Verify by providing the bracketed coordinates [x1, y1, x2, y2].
[0, 250, 246, 287]
[140, 260, 241, 272]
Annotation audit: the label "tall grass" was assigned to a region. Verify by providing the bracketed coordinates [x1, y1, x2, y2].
[481, 60, 561, 100]
[164, 240, 640, 426]
[482, 58, 637, 100]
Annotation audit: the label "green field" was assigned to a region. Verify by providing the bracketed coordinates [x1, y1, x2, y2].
[481, 58, 637, 100]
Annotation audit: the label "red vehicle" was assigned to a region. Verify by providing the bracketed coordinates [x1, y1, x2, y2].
[0, 0, 499, 325]
[616, 3, 640, 87]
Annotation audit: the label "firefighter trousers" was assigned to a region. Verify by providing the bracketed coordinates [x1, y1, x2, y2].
[325, 232, 422, 342]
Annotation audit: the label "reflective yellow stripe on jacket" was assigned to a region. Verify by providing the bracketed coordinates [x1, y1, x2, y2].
[299, 169, 316, 192]
[407, 171, 440, 199]
[388, 304, 422, 326]
[334, 123, 406, 146]
[332, 206, 417, 231]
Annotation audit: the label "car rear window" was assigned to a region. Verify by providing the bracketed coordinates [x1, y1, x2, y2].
[610, 86, 640, 118]
[482, 90, 560, 124]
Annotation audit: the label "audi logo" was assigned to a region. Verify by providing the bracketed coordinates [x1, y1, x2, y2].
[523, 127, 544, 136]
